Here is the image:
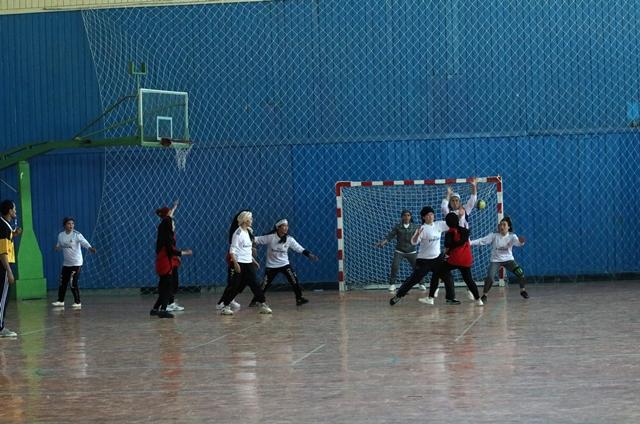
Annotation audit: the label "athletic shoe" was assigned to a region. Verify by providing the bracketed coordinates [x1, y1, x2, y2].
[230, 300, 241, 310]
[388, 284, 396, 292]
[466, 290, 475, 300]
[481, 294, 487, 303]
[220, 306, 234, 315]
[157, 310, 174, 319]
[258, 303, 273, 314]
[434, 288, 440, 298]
[166, 302, 185, 312]
[51, 301, 65, 307]
[445, 299, 461, 305]
[389, 295, 401, 306]
[0, 328, 17, 337]
[72, 303, 82, 309]
[417, 284, 427, 291]
[296, 297, 309, 306]
[150, 309, 159, 316]
[520, 290, 529, 299]
[216, 302, 225, 310]
[475, 299, 484, 306]
[418, 297, 435, 305]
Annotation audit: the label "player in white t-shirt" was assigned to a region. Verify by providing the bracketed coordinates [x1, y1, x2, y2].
[390, 207, 460, 306]
[250, 219, 318, 306]
[52, 217, 96, 309]
[470, 216, 528, 302]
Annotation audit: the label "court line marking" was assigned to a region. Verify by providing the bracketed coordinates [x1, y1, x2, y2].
[292, 343, 326, 365]
[187, 322, 261, 350]
[455, 314, 484, 342]
[18, 325, 62, 336]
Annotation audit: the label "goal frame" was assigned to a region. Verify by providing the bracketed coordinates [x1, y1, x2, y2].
[335, 176, 504, 292]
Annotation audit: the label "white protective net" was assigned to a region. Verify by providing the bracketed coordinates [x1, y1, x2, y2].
[78, 1, 640, 288]
[339, 180, 500, 290]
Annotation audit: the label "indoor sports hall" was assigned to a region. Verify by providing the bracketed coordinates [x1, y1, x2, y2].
[0, 1, 638, 423]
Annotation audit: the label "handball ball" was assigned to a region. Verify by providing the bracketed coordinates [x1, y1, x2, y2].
[477, 199, 486, 209]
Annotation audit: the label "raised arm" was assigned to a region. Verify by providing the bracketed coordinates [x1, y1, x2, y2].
[464, 178, 478, 214]
[441, 186, 453, 215]
[376, 225, 398, 247]
[470, 233, 495, 246]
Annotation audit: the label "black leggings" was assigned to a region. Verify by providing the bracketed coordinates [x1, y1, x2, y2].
[441, 263, 480, 300]
[153, 273, 174, 311]
[220, 262, 266, 306]
[397, 256, 456, 300]
[168, 268, 179, 304]
[251, 265, 303, 303]
[58, 266, 81, 304]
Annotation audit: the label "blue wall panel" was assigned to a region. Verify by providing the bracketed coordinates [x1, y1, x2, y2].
[1, 4, 639, 289]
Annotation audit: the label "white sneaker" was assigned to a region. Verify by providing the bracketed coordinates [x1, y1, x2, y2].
[388, 284, 396, 292]
[475, 299, 484, 306]
[216, 302, 225, 310]
[258, 303, 272, 314]
[230, 300, 241, 310]
[51, 301, 65, 307]
[467, 290, 475, 300]
[434, 288, 440, 298]
[0, 328, 17, 337]
[418, 297, 435, 305]
[417, 284, 427, 291]
[220, 306, 234, 315]
[72, 303, 82, 309]
[166, 302, 185, 311]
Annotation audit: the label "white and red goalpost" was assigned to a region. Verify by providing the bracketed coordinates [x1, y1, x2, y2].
[336, 177, 503, 291]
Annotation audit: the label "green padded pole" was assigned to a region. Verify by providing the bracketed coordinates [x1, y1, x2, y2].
[13, 161, 47, 300]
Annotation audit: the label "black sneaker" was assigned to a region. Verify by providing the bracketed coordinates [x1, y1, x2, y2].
[150, 309, 159, 316]
[296, 297, 309, 306]
[481, 295, 487, 303]
[389, 296, 401, 306]
[445, 299, 461, 305]
[157, 310, 175, 319]
[520, 290, 529, 299]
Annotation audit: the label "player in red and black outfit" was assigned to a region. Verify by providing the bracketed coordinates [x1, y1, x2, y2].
[151, 210, 192, 318]
[439, 212, 483, 305]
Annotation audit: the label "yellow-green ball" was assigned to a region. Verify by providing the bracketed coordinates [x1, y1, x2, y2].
[477, 199, 486, 209]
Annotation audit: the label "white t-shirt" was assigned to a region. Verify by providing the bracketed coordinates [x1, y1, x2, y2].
[441, 194, 477, 229]
[229, 228, 254, 264]
[412, 221, 449, 259]
[57, 230, 92, 266]
[254, 233, 306, 268]
[470, 232, 523, 262]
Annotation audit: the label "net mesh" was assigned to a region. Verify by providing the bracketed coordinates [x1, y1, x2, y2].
[78, 1, 640, 288]
[340, 181, 499, 290]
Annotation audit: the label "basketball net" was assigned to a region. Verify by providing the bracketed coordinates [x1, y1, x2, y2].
[173, 142, 192, 171]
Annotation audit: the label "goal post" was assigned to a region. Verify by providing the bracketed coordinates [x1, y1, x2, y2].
[336, 176, 504, 292]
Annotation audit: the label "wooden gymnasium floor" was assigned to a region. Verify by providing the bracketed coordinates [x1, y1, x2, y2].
[1, 281, 639, 424]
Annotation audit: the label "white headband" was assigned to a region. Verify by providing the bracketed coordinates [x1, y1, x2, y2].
[275, 219, 288, 227]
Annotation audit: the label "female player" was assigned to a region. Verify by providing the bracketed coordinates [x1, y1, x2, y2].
[439, 212, 483, 305]
[470, 216, 528, 302]
[52, 217, 96, 309]
[375, 210, 423, 292]
[249, 218, 318, 306]
[389, 206, 459, 306]
[219, 211, 272, 316]
[151, 211, 192, 318]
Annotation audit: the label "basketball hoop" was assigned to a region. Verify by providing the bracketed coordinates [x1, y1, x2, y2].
[160, 138, 192, 171]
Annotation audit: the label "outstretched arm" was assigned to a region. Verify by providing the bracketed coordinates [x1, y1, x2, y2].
[441, 186, 453, 215]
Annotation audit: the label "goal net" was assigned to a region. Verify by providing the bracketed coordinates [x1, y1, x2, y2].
[337, 177, 503, 291]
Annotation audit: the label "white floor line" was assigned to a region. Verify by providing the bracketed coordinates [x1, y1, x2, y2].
[455, 314, 484, 342]
[187, 322, 261, 350]
[292, 343, 326, 365]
